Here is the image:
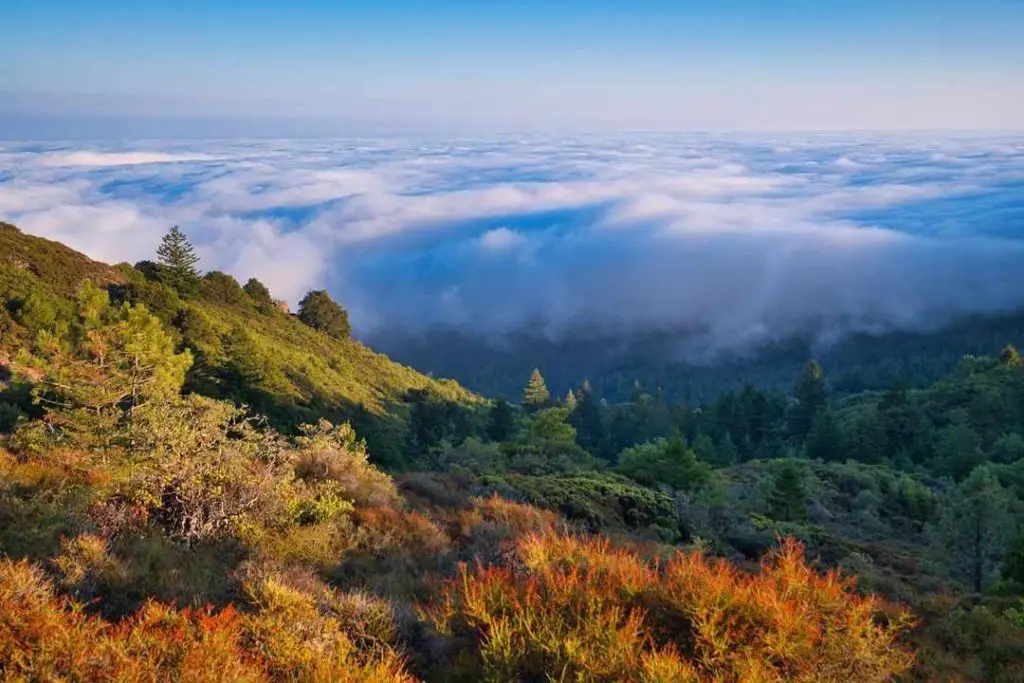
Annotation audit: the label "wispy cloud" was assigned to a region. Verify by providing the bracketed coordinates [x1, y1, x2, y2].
[1, 134, 1023, 352]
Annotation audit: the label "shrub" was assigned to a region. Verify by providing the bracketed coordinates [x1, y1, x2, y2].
[0, 559, 264, 681]
[426, 532, 915, 682]
[241, 570, 414, 682]
[293, 420, 400, 508]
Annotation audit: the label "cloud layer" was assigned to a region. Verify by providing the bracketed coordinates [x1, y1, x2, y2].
[2, 134, 1023, 353]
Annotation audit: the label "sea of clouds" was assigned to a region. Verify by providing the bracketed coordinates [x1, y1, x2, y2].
[1, 133, 1023, 352]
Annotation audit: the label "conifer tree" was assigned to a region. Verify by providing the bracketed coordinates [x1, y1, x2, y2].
[523, 368, 550, 411]
[156, 226, 201, 295]
[933, 466, 1016, 592]
[487, 398, 517, 442]
[805, 408, 844, 462]
[789, 359, 827, 439]
[564, 389, 577, 412]
[769, 461, 807, 522]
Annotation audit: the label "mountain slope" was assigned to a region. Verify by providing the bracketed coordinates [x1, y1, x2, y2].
[0, 222, 479, 465]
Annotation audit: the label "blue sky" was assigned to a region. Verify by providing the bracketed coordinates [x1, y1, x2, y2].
[2, 1, 1022, 135]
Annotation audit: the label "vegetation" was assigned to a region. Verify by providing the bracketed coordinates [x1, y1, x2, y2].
[4, 223, 1024, 680]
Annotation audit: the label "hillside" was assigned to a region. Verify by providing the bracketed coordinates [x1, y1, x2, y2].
[1, 222, 479, 465]
[3, 227, 1024, 680]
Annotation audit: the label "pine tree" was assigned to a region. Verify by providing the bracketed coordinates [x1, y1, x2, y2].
[487, 398, 517, 442]
[805, 408, 844, 462]
[769, 461, 807, 522]
[523, 368, 550, 411]
[564, 389, 577, 412]
[933, 466, 1016, 592]
[156, 226, 201, 295]
[23, 282, 192, 454]
[789, 359, 827, 439]
[570, 380, 608, 459]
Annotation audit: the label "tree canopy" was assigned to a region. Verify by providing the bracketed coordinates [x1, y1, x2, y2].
[297, 289, 351, 339]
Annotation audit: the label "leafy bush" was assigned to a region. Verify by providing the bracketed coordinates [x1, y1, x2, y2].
[491, 472, 680, 539]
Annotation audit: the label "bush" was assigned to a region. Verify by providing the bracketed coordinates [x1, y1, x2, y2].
[293, 420, 400, 508]
[0, 558, 414, 682]
[426, 532, 915, 682]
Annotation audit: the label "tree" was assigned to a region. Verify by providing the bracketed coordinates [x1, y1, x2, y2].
[487, 398, 517, 442]
[200, 271, 247, 306]
[769, 461, 807, 522]
[156, 226, 201, 295]
[789, 360, 827, 439]
[1000, 344, 1022, 368]
[297, 290, 351, 339]
[17, 283, 192, 454]
[523, 368, 550, 411]
[564, 389, 577, 412]
[805, 409, 844, 462]
[243, 278, 274, 311]
[617, 435, 711, 492]
[933, 465, 1017, 593]
[570, 380, 609, 460]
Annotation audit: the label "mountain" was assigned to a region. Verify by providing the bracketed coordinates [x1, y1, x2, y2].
[0, 222, 479, 465]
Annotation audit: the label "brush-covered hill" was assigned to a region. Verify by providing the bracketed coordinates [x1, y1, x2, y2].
[0, 222, 479, 465]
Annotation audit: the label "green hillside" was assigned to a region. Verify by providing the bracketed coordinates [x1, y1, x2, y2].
[0, 222, 479, 465]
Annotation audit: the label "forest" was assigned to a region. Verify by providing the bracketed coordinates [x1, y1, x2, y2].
[2, 221, 1024, 681]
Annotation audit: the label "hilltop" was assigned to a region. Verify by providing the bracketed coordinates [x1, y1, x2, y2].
[0, 222, 479, 465]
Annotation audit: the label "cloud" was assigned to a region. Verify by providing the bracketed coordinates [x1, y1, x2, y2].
[36, 151, 218, 167]
[1, 134, 1023, 356]
[478, 227, 527, 252]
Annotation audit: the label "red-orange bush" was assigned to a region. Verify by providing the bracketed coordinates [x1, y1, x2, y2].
[0, 558, 415, 682]
[426, 532, 915, 683]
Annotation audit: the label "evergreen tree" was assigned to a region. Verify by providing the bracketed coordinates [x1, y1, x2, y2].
[570, 380, 608, 459]
[487, 398, 517, 442]
[769, 461, 808, 522]
[789, 359, 827, 439]
[156, 226, 201, 295]
[617, 435, 711, 492]
[805, 409, 844, 462]
[564, 389, 578, 412]
[297, 290, 351, 339]
[933, 466, 1017, 592]
[523, 368, 550, 411]
[717, 432, 738, 466]
[21, 283, 192, 454]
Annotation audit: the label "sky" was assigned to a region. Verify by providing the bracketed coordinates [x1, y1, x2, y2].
[2, 1, 1023, 135]
[2, 133, 1023, 355]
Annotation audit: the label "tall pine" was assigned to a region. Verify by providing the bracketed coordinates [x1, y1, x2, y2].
[789, 359, 827, 439]
[156, 225, 201, 295]
[523, 368, 550, 412]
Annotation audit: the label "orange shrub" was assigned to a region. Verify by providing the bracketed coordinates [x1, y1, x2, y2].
[0, 558, 261, 681]
[426, 532, 915, 683]
[0, 558, 416, 682]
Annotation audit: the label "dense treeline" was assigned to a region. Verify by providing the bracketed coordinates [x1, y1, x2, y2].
[4, 222, 1024, 680]
[372, 314, 1024, 404]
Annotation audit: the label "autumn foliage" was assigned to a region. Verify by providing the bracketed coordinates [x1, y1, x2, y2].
[427, 533, 915, 682]
[0, 558, 413, 682]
